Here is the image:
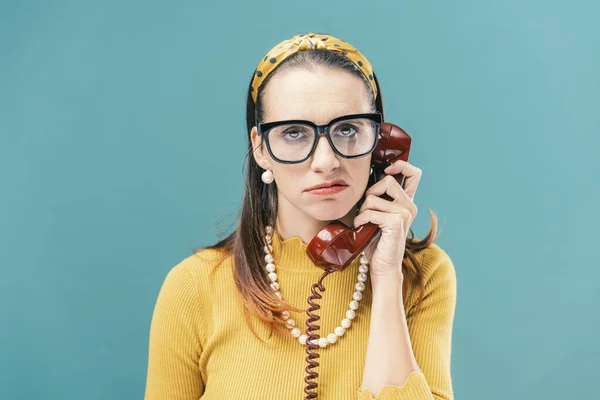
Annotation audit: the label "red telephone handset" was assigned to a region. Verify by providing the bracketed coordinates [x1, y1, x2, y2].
[305, 122, 412, 271]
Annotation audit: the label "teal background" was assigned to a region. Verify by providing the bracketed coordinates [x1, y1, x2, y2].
[1, 0, 598, 399]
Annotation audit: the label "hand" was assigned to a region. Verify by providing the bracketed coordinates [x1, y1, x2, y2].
[353, 160, 422, 279]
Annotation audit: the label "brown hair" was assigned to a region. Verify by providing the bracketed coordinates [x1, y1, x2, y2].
[199, 49, 440, 342]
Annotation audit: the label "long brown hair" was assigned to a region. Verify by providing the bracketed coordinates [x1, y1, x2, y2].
[200, 49, 440, 342]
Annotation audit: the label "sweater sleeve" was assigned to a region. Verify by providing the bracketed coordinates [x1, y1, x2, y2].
[144, 262, 205, 400]
[357, 245, 457, 400]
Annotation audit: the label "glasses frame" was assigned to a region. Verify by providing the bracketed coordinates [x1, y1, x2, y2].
[257, 112, 382, 164]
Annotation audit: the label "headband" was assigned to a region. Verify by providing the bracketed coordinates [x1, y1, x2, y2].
[250, 32, 377, 103]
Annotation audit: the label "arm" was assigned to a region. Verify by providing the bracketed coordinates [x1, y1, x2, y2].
[358, 246, 457, 400]
[144, 263, 205, 400]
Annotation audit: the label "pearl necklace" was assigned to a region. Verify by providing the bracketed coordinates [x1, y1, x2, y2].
[263, 225, 369, 348]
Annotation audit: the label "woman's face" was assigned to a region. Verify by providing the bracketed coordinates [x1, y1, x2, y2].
[251, 66, 374, 223]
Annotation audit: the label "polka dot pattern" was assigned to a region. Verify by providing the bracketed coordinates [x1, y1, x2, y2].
[250, 32, 377, 103]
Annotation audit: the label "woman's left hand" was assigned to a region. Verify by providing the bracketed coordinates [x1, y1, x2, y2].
[353, 160, 422, 280]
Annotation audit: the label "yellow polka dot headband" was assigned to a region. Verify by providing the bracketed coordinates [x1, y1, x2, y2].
[250, 32, 377, 103]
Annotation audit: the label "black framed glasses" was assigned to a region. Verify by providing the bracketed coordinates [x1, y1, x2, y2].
[257, 112, 382, 164]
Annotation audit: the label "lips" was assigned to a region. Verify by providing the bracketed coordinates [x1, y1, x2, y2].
[304, 179, 349, 192]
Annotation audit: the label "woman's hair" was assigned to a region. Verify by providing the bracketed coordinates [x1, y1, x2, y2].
[200, 49, 440, 342]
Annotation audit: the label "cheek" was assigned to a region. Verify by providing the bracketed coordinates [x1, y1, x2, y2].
[353, 171, 372, 199]
[272, 165, 305, 191]
[347, 158, 372, 185]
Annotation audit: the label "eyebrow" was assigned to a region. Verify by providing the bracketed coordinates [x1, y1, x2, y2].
[276, 111, 368, 124]
[322, 109, 366, 123]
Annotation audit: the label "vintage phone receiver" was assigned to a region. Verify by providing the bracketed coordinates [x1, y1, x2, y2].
[305, 122, 412, 271]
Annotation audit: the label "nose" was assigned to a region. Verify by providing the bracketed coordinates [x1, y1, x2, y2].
[310, 135, 340, 172]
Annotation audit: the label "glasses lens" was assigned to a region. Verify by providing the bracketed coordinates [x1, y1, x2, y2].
[266, 124, 316, 162]
[330, 118, 378, 157]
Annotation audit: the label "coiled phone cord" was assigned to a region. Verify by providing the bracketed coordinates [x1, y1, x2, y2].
[303, 268, 335, 399]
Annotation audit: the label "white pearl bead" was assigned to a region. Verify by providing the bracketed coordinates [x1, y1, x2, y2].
[265, 234, 272, 242]
[299, 334, 308, 345]
[265, 254, 274, 263]
[357, 273, 368, 282]
[270, 282, 279, 291]
[286, 319, 295, 328]
[327, 333, 338, 344]
[266, 237, 272, 245]
[360, 255, 369, 264]
[353, 291, 363, 301]
[262, 169, 274, 184]
[281, 310, 290, 320]
[341, 318, 351, 328]
[266, 263, 275, 273]
[355, 282, 366, 292]
[266, 225, 273, 234]
[349, 300, 359, 310]
[334, 326, 345, 336]
[275, 291, 282, 298]
[264, 245, 273, 254]
[359, 264, 369, 273]
[318, 338, 328, 348]
[268, 272, 277, 282]
[291, 328, 301, 337]
[346, 310, 356, 320]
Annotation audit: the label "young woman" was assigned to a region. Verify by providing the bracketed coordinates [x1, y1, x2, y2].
[145, 32, 457, 400]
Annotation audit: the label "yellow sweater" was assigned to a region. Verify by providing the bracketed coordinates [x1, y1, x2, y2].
[145, 230, 457, 399]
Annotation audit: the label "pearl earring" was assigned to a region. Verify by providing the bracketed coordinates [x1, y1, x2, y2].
[261, 169, 274, 184]
[370, 166, 374, 175]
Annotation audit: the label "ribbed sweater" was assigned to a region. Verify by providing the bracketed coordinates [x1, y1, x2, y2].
[144, 229, 457, 399]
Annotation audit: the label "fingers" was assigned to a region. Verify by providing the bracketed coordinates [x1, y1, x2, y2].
[353, 209, 412, 230]
[383, 160, 422, 201]
[360, 173, 418, 222]
[358, 193, 398, 215]
[365, 175, 407, 202]
[356, 160, 421, 230]
[356, 194, 417, 225]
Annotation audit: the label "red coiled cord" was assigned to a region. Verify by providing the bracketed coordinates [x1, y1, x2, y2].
[303, 268, 335, 400]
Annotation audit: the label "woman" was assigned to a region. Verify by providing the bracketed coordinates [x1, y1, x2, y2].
[145, 32, 456, 400]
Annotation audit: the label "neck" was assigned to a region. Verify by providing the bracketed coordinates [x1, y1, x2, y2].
[275, 195, 358, 245]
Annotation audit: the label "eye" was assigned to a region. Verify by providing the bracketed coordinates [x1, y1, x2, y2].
[280, 125, 312, 140]
[283, 129, 306, 139]
[335, 124, 358, 137]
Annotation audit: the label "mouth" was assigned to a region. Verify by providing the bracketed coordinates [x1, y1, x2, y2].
[305, 180, 349, 195]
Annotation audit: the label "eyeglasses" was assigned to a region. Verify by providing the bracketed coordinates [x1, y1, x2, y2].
[257, 113, 382, 164]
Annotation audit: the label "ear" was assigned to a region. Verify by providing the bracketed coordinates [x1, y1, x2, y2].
[250, 125, 273, 170]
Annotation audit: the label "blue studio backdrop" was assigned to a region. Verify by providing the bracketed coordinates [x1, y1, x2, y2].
[0, 1, 598, 399]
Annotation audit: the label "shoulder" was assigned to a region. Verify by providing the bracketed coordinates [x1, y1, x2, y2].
[157, 246, 233, 306]
[414, 242, 456, 285]
[168, 245, 232, 290]
[152, 247, 233, 341]
[405, 241, 457, 318]
[407, 241, 457, 308]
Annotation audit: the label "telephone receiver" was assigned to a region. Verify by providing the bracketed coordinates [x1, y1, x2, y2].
[305, 122, 412, 271]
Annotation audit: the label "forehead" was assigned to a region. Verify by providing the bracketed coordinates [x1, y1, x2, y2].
[261, 66, 372, 124]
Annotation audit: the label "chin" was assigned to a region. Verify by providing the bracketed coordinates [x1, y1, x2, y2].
[305, 200, 355, 222]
